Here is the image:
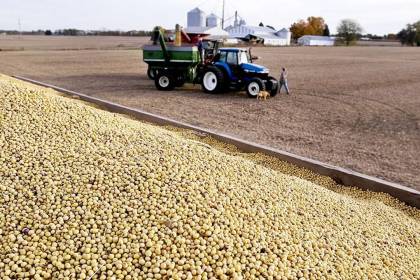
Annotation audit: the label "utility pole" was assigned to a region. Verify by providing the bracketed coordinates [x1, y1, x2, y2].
[221, 0, 225, 29]
[18, 18, 22, 39]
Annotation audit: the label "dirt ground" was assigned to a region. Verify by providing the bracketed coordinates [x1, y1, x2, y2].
[0, 36, 419, 190]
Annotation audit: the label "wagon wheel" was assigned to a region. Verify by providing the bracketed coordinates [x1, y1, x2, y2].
[155, 72, 175, 91]
[147, 67, 158, 80]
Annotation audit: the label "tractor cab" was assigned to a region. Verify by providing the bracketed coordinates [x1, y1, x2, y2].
[202, 40, 221, 64]
[215, 48, 251, 64]
[214, 48, 269, 80]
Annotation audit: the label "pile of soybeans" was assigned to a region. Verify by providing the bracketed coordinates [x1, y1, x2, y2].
[0, 75, 419, 280]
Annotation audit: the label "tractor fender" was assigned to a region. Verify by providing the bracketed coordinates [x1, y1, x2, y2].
[214, 62, 233, 80]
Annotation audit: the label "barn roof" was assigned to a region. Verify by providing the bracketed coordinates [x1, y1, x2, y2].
[184, 26, 228, 37]
[228, 25, 290, 38]
[188, 7, 205, 13]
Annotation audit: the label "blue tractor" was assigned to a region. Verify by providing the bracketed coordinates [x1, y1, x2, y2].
[143, 27, 278, 98]
[199, 47, 278, 97]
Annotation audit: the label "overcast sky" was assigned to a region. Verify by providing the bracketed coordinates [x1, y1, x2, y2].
[1, 0, 419, 35]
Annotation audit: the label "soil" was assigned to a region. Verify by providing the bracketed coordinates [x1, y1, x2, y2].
[1, 35, 419, 190]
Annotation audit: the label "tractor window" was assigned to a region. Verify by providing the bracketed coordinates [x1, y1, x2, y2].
[218, 51, 227, 62]
[239, 51, 249, 64]
[226, 51, 238, 65]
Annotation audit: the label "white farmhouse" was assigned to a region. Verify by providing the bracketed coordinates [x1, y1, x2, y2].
[297, 35, 335, 46]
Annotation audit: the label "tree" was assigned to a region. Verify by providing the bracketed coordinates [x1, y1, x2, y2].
[337, 19, 363, 46]
[397, 21, 420, 46]
[397, 24, 415, 45]
[290, 17, 327, 40]
[307, 17, 325, 35]
[45, 30, 52, 36]
[416, 21, 420, 46]
[417, 21, 420, 46]
[303, 24, 315, 36]
[290, 20, 306, 40]
[323, 24, 330, 36]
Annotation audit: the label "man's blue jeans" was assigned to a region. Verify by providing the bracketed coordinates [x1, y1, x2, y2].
[279, 81, 290, 94]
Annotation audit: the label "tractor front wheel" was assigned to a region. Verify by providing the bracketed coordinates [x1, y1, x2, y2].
[155, 72, 175, 91]
[201, 66, 225, 94]
[246, 78, 265, 98]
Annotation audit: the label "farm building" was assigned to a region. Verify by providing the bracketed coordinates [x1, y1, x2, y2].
[187, 8, 206, 27]
[297, 35, 335, 46]
[185, 8, 229, 40]
[226, 25, 291, 46]
[184, 26, 229, 40]
[224, 37, 239, 45]
[206, 13, 219, 28]
[186, 7, 291, 46]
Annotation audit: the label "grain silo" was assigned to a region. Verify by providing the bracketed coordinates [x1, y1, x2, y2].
[187, 8, 206, 27]
[206, 13, 219, 28]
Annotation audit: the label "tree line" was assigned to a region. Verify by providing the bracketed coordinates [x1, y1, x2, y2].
[288, 17, 414, 46]
[397, 21, 420, 46]
[0, 29, 152, 37]
[289, 17, 364, 45]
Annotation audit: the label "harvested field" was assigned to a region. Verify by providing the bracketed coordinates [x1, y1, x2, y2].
[356, 40, 401, 47]
[1, 75, 419, 279]
[0, 36, 419, 190]
[0, 35, 147, 51]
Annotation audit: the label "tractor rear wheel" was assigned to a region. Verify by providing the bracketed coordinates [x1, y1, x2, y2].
[155, 72, 175, 91]
[246, 78, 265, 98]
[201, 66, 225, 94]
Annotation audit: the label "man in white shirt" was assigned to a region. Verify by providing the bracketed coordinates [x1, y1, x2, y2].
[279, 67, 290, 95]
